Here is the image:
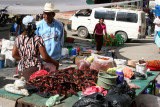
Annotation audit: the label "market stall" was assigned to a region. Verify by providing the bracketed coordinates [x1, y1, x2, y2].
[0, 71, 159, 107]
[0, 48, 160, 107]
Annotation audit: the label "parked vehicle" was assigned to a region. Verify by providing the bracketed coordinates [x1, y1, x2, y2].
[67, 7, 146, 42]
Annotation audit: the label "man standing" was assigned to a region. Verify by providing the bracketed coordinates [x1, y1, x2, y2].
[35, 2, 64, 60]
[145, 13, 152, 36]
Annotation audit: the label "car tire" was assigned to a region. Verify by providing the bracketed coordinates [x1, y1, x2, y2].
[116, 32, 128, 42]
[77, 27, 89, 38]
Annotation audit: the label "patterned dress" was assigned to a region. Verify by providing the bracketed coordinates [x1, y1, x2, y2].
[14, 35, 45, 72]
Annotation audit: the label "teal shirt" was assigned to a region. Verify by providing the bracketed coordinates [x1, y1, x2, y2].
[35, 19, 64, 59]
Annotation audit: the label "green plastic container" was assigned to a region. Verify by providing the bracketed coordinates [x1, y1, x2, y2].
[68, 48, 72, 56]
[97, 72, 117, 89]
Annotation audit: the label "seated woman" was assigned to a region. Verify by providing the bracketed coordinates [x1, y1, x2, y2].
[12, 16, 59, 81]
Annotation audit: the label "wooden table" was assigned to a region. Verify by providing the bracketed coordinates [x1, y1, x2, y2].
[0, 71, 159, 107]
[132, 71, 160, 97]
[0, 88, 23, 101]
[16, 92, 82, 107]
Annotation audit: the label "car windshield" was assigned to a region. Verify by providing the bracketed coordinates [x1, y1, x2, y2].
[75, 9, 92, 16]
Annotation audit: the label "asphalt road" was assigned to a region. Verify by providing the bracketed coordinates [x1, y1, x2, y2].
[0, 22, 160, 107]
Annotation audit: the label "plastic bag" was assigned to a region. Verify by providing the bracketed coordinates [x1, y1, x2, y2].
[107, 81, 136, 99]
[29, 70, 48, 80]
[73, 92, 105, 107]
[77, 60, 90, 70]
[42, 63, 56, 72]
[114, 59, 127, 68]
[128, 84, 140, 89]
[46, 94, 60, 106]
[105, 94, 132, 107]
[90, 55, 114, 71]
[123, 67, 134, 79]
[5, 84, 29, 96]
[82, 86, 107, 96]
[1, 39, 16, 67]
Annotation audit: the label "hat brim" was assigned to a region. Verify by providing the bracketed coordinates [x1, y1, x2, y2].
[43, 9, 59, 13]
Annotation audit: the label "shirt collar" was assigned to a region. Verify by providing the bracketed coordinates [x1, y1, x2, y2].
[43, 19, 55, 26]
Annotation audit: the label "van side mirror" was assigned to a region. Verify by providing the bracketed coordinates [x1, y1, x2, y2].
[75, 14, 79, 17]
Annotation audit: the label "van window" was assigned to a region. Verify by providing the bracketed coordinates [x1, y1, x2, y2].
[116, 12, 138, 23]
[95, 10, 115, 20]
[75, 9, 92, 16]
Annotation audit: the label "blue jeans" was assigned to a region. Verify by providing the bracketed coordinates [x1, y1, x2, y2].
[147, 26, 151, 35]
[154, 31, 158, 42]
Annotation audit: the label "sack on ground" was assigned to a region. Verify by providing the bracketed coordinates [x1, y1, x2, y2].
[1, 39, 15, 67]
[77, 59, 90, 70]
[90, 55, 114, 71]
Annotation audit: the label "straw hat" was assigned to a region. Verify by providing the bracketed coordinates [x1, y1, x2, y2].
[43, 2, 59, 13]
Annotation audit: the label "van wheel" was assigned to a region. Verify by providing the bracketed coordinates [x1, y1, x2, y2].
[116, 32, 128, 42]
[77, 27, 88, 38]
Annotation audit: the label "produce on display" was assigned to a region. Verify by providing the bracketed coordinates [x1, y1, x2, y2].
[146, 60, 160, 66]
[27, 67, 99, 96]
[77, 60, 90, 70]
[98, 57, 109, 60]
[127, 60, 138, 68]
[123, 67, 134, 79]
[90, 56, 114, 71]
[86, 56, 94, 63]
[107, 67, 117, 74]
[146, 60, 160, 70]
[29, 70, 48, 80]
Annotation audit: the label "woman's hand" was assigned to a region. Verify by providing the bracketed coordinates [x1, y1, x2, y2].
[39, 46, 59, 69]
[104, 34, 107, 40]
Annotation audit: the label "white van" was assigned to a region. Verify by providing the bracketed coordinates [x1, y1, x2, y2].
[67, 7, 146, 42]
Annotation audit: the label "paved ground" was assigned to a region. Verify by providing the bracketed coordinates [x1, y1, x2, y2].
[0, 22, 160, 107]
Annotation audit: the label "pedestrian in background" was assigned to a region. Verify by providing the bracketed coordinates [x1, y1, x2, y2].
[153, 15, 160, 42]
[93, 18, 107, 52]
[35, 2, 64, 60]
[155, 31, 160, 53]
[9, 17, 22, 37]
[145, 13, 152, 36]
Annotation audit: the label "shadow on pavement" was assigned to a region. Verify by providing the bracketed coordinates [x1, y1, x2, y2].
[102, 38, 155, 60]
[0, 77, 15, 89]
[65, 36, 155, 61]
[127, 38, 154, 43]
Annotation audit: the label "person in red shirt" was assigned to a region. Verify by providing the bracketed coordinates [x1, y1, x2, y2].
[93, 18, 107, 52]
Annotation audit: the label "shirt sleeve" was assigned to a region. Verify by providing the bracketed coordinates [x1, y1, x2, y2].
[93, 24, 98, 34]
[153, 18, 157, 24]
[60, 24, 64, 47]
[37, 36, 45, 47]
